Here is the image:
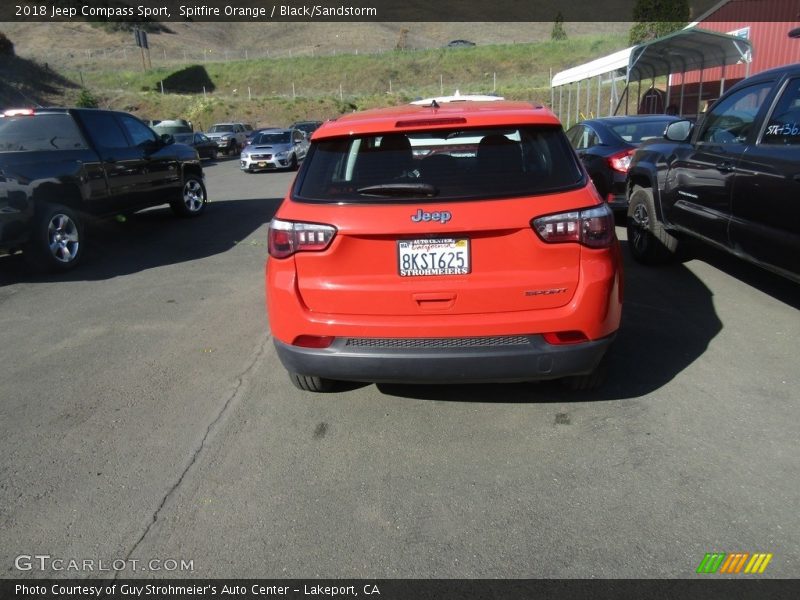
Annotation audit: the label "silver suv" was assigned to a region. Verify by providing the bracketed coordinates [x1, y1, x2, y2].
[204, 122, 249, 155]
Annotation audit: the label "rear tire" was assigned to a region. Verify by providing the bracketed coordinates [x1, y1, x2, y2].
[289, 372, 336, 393]
[627, 185, 679, 264]
[23, 204, 84, 272]
[170, 174, 207, 217]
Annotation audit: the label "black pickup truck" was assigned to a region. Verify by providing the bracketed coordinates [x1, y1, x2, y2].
[626, 63, 800, 283]
[0, 107, 207, 271]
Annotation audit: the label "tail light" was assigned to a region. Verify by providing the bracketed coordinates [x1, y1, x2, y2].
[268, 218, 336, 258]
[607, 148, 635, 173]
[2, 108, 35, 117]
[532, 204, 615, 249]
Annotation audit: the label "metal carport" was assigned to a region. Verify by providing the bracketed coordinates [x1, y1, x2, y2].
[551, 27, 753, 127]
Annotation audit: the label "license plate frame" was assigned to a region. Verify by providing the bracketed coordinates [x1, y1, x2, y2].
[397, 238, 470, 277]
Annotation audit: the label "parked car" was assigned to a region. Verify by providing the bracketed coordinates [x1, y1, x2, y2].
[151, 119, 193, 136]
[173, 132, 218, 160]
[266, 97, 623, 392]
[566, 115, 679, 210]
[204, 122, 248, 155]
[447, 39, 476, 47]
[240, 128, 309, 172]
[626, 63, 800, 283]
[0, 107, 206, 272]
[289, 120, 324, 139]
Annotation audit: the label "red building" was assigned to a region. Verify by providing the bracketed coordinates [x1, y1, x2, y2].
[669, 0, 800, 115]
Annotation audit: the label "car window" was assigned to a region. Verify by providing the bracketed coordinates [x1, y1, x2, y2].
[762, 78, 800, 146]
[0, 113, 88, 152]
[571, 125, 599, 150]
[609, 120, 674, 144]
[565, 125, 582, 147]
[209, 125, 234, 133]
[698, 82, 773, 144]
[295, 126, 583, 203]
[195, 133, 209, 143]
[79, 112, 130, 149]
[120, 115, 157, 147]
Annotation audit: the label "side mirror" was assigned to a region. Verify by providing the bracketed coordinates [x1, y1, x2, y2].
[664, 120, 693, 142]
[160, 133, 175, 145]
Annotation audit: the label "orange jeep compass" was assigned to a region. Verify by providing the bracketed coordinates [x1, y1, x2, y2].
[266, 96, 623, 392]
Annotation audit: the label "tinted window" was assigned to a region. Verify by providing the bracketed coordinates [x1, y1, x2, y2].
[254, 132, 291, 144]
[698, 82, 773, 144]
[296, 126, 583, 203]
[609, 119, 674, 144]
[120, 115, 157, 147]
[0, 113, 88, 152]
[79, 112, 129, 149]
[572, 125, 599, 149]
[762, 78, 800, 146]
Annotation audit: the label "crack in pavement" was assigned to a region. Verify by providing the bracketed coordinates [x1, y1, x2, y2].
[116, 332, 272, 577]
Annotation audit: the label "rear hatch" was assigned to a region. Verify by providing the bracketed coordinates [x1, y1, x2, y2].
[282, 125, 593, 317]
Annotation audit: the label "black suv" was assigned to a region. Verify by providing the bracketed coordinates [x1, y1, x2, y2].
[0, 108, 206, 271]
[626, 63, 800, 283]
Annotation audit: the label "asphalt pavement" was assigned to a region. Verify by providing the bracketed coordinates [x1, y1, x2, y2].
[1, 157, 798, 578]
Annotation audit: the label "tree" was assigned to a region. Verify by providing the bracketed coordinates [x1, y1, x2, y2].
[629, 0, 689, 46]
[76, 89, 99, 108]
[551, 12, 567, 41]
[0, 31, 14, 57]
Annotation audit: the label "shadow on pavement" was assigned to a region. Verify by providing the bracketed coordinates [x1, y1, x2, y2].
[378, 239, 728, 402]
[0, 197, 282, 284]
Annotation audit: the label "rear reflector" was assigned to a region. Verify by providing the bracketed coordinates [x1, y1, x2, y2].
[532, 203, 615, 249]
[268, 218, 336, 258]
[292, 335, 335, 348]
[542, 331, 589, 345]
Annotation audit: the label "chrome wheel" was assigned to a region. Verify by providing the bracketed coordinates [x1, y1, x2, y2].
[183, 178, 205, 213]
[630, 202, 650, 255]
[47, 213, 80, 263]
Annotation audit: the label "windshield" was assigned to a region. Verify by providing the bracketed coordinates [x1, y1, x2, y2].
[209, 125, 234, 133]
[173, 133, 193, 144]
[295, 126, 583, 203]
[609, 119, 675, 144]
[253, 132, 291, 145]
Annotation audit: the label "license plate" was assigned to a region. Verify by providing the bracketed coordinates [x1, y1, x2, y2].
[397, 238, 470, 277]
[258, 162, 267, 167]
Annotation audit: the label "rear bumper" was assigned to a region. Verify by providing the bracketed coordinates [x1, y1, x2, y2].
[274, 333, 615, 384]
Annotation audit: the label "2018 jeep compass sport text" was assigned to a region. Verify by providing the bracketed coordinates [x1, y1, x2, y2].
[266, 97, 623, 392]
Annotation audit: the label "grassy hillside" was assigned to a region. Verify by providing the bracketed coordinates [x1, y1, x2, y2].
[0, 22, 630, 128]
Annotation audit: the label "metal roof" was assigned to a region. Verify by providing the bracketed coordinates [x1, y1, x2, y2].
[551, 27, 753, 87]
[627, 28, 752, 82]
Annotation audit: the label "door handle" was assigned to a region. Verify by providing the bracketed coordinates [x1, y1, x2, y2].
[716, 161, 735, 172]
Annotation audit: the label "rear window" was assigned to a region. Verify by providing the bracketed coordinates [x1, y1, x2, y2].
[609, 120, 674, 144]
[295, 126, 583, 203]
[0, 113, 88, 152]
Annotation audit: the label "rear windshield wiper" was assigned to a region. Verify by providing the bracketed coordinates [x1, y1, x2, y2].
[356, 183, 438, 197]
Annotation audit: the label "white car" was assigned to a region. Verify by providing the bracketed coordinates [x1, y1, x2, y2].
[240, 128, 309, 172]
